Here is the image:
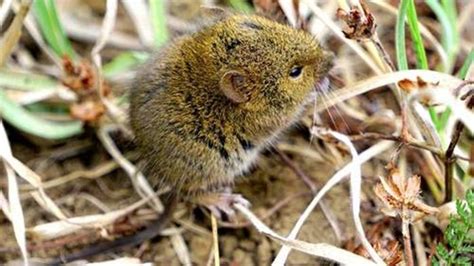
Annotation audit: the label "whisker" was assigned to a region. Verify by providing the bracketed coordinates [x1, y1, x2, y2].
[316, 84, 349, 133]
[324, 87, 351, 133]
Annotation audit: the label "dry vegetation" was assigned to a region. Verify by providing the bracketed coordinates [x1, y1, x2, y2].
[0, 0, 473, 265]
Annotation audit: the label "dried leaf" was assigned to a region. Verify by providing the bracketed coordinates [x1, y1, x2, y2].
[345, 222, 403, 265]
[410, 199, 439, 215]
[374, 183, 401, 210]
[374, 168, 438, 220]
[404, 175, 421, 200]
[61, 57, 110, 123]
[234, 203, 378, 266]
[436, 201, 456, 230]
[398, 78, 417, 92]
[381, 240, 403, 266]
[62, 56, 96, 94]
[416, 76, 428, 89]
[336, 2, 376, 41]
[0, 121, 28, 263]
[378, 175, 401, 202]
[390, 169, 406, 197]
[70, 100, 105, 122]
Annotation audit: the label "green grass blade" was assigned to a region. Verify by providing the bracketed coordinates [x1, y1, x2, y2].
[426, 0, 458, 71]
[229, 0, 253, 13]
[406, 0, 428, 69]
[103, 52, 149, 78]
[0, 90, 83, 139]
[26, 102, 69, 114]
[149, 0, 169, 47]
[436, 108, 451, 131]
[429, 107, 439, 127]
[457, 49, 473, 79]
[395, 0, 410, 70]
[0, 71, 58, 91]
[441, 0, 458, 45]
[33, 0, 76, 58]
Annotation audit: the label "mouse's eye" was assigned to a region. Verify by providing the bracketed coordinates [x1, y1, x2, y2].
[289, 66, 303, 79]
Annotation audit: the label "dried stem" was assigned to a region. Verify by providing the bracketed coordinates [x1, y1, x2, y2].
[453, 80, 474, 97]
[349, 132, 469, 161]
[275, 148, 317, 192]
[275, 148, 343, 242]
[401, 208, 414, 266]
[0, 0, 31, 66]
[444, 93, 474, 203]
[219, 192, 310, 228]
[210, 214, 220, 266]
[371, 34, 396, 71]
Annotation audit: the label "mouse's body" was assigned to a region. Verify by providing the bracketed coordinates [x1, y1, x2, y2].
[130, 13, 332, 205]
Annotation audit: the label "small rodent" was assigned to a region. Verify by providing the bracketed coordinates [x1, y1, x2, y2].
[130, 11, 332, 210]
[49, 10, 332, 264]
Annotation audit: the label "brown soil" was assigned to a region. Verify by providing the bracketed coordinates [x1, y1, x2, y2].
[0, 127, 366, 265]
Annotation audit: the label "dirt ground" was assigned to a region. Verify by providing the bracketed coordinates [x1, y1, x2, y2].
[0, 124, 377, 265]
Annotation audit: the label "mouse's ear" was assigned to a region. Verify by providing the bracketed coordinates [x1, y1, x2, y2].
[219, 70, 249, 103]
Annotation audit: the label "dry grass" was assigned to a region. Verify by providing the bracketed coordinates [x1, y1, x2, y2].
[0, 0, 473, 265]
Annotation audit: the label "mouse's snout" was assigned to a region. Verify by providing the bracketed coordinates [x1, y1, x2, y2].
[318, 51, 334, 77]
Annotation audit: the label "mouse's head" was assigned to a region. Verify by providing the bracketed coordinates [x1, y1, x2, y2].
[199, 14, 333, 114]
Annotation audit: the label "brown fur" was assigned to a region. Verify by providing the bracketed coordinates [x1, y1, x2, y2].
[129, 14, 332, 198]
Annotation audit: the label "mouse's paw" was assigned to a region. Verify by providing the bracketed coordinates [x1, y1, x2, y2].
[198, 192, 250, 220]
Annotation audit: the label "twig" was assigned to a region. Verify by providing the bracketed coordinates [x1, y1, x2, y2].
[426, 241, 438, 266]
[19, 3, 62, 67]
[29, 194, 155, 240]
[349, 132, 469, 161]
[444, 92, 474, 203]
[410, 152, 444, 203]
[371, 34, 396, 71]
[401, 207, 414, 266]
[453, 80, 474, 97]
[169, 233, 192, 266]
[210, 214, 220, 266]
[312, 70, 464, 113]
[97, 125, 163, 212]
[351, 0, 396, 72]
[0, 0, 31, 66]
[338, 0, 415, 144]
[219, 192, 310, 228]
[275, 149, 316, 192]
[274, 131, 388, 265]
[234, 203, 378, 266]
[275, 148, 343, 242]
[0, 0, 13, 27]
[60, 12, 143, 50]
[0, 120, 28, 263]
[413, 225, 427, 265]
[20, 160, 119, 191]
[90, 0, 133, 137]
[0, 207, 167, 254]
[302, 0, 383, 75]
[121, 0, 154, 48]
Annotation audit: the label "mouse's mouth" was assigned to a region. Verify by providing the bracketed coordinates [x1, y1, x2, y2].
[308, 76, 330, 101]
[315, 76, 330, 92]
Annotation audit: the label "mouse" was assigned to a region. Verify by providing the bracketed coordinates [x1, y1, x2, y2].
[129, 11, 332, 214]
[48, 10, 332, 264]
